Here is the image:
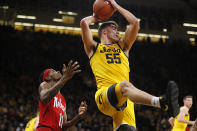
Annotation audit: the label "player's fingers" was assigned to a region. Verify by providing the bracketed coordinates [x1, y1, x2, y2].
[80, 101, 85, 106]
[67, 60, 73, 68]
[71, 61, 78, 68]
[107, 0, 112, 4]
[63, 64, 66, 69]
[79, 108, 85, 113]
[74, 70, 81, 74]
[62, 64, 67, 73]
[71, 70, 81, 77]
[80, 108, 86, 113]
[73, 65, 80, 70]
[82, 105, 86, 109]
[83, 101, 87, 108]
[80, 102, 86, 107]
[80, 107, 86, 110]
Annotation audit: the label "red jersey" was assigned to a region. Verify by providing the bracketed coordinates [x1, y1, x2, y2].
[37, 93, 66, 131]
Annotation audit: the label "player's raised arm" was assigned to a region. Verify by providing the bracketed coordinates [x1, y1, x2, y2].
[39, 61, 81, 103]
[80, 16, 98, 58]
[108, 0, 140, 54]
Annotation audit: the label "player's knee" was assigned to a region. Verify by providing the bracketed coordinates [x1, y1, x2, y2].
[120, 80, 130, 87]
[117, 124, 136, 131]
[120, 80, 134, 96]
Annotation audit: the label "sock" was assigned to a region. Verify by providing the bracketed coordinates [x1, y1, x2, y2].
[151, 97, 160, 108]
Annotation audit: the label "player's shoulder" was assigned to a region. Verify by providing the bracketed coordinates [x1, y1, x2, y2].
[39, 82, 51, 94]
[39, 82, 50, 89]
[180, 106, 188, 112]
[40, 81, 46, 87]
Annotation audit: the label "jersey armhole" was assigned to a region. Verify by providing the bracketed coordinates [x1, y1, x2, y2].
[117, 43, 129, 58]
[89, 43, 99, 60]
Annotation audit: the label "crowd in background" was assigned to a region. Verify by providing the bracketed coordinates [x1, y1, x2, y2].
[1, 0, 184, 32]
[0, 26, 196, 131]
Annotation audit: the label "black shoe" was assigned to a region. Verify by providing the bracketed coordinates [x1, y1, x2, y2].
[159, 95, 168, 111]
[160, 81, 180, 117]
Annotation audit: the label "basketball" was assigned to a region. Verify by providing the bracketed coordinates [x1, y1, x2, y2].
[93, 0, 115, 21]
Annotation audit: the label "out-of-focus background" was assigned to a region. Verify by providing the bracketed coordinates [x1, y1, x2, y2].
[0, 0, 197, 130]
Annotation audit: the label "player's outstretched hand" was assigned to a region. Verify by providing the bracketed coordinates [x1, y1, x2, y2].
[92, 13, 102, 22]
[107, 0, 118, 10]
[78, 101, 87, 119]
[191, 119, 197, 131]
[62, 60, 81, 80]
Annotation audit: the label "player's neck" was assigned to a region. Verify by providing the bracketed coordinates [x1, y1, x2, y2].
[184, 105, 190, 110]
[101, 37, 113, 45]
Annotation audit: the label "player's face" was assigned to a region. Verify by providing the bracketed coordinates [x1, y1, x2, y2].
[49, 69, 62, 81]
[106, 24, 119, 43]
[184, 98, 193, 109]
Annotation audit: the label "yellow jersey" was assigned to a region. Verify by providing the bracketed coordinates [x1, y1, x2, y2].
[90, 43, 129, 90]
[25, 117, 38, 131]
[172, 107, 190, 131]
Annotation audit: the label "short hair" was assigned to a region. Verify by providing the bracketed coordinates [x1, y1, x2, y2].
[183, 95, 193, 100]
[98, 21, 118, 39]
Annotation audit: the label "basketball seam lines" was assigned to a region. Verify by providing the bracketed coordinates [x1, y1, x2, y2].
[94, 2, 114, 19]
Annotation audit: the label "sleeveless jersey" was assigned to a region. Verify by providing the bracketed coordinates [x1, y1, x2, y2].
[172, 107, 190, 131]
[38, 93, 66, 131]
[90, 43, 129, 90]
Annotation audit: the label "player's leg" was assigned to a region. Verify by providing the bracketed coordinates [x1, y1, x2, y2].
[95, 83, 136, 130]
[120, 80, 153, 105]
[95, 86, 118, 117]
[120, 80, 179, 117]
[107, 83, 136, 130]
[113, 100, 136, 131]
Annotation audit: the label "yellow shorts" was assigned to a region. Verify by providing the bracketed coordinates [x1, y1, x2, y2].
[172, 128, 186, 131]
[172, 126, 187, 131]
[95, 83, 136, 130]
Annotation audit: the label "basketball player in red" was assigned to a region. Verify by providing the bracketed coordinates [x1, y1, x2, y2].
[36, 60, 87, 131]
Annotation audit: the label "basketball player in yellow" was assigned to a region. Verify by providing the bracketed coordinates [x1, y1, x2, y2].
[168, 96, 196, 131]
[25, 112, 39, 131]
[80, 0, 179, 130]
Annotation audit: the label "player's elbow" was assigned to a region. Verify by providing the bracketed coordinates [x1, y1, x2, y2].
[80, 19, 88, 28]
[134, 20, 140, 30]
[130, 18, 140, 30]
